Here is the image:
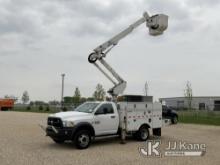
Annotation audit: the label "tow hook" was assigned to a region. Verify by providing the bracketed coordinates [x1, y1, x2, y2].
[38, 124, 58, 134]
[39, 124, 46, 131]
[51, 126, 58, 134]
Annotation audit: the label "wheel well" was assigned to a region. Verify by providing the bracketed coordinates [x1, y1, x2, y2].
[73, 124, 95, 137]
[139, 123, 150, 130]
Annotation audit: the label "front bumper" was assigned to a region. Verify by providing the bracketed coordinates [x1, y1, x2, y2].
[46, 126, 74, 140]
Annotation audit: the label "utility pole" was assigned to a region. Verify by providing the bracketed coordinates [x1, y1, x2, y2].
[61, 73, 65, 110]
[144, 81, 148, 96]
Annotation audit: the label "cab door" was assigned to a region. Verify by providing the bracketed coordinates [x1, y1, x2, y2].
[93, 103, 119, 136]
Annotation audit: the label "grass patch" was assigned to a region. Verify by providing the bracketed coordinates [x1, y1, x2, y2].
[178, 110, 220, 126]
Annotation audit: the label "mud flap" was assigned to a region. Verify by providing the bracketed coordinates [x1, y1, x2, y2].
[153, 128, 161, 136]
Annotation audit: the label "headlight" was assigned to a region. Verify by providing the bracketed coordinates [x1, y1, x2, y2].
[62, 120, 74, 127]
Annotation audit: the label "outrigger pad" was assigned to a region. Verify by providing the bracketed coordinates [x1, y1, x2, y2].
[153, 128, 161, 136]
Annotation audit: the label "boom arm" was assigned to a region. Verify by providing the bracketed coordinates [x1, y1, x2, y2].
[88, 11, 168, 97]
[94, 12, 149, 54]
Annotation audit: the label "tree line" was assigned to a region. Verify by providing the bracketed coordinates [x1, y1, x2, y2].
[63, 83, 106, 106]
[4, 81, 194, 110]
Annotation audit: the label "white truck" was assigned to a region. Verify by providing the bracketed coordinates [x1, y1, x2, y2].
[45, 11, 168, 149]
[46, 95, 162, 149]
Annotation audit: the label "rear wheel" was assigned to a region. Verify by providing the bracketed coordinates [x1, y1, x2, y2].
[74, 130, 91, 149]
[137, 126, 149, 141]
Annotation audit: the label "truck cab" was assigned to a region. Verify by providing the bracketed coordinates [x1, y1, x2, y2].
[46, 95, 162, 149]
[46, 101, 119, 148]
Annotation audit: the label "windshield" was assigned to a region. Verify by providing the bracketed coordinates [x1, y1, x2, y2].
[74, 102, 99, 113]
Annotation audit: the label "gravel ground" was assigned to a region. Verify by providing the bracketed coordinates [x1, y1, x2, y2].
[0, 111, 220, 165]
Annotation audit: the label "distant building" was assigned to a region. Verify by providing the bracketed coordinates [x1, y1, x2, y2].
[159, 96, 220, 111]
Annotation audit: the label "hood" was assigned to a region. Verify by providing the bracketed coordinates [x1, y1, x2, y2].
[49, 111, 92, 120]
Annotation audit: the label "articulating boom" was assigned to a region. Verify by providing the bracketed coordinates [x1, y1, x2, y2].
[88, 11, 168, 97]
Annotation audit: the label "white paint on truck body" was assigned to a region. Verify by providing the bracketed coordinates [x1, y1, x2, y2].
[118, 101, 162, 132]
[48, 101, 162, 136]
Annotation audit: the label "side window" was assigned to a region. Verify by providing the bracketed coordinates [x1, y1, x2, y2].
[106, 104, 114, 114]
[117, 104, 120, 110]
[162, 106, 167, 112]
[95, 105, 105, 115]
[95, 104, 114, 115]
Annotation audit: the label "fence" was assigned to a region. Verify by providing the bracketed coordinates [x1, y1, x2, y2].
[178, 110, 220, 125]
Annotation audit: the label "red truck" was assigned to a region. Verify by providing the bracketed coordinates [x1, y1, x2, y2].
[0, 99, 14, 110]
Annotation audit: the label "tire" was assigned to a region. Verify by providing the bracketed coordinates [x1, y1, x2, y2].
[172, 116, 178, 124]
[137, 126, 149, 141]
[74, 130, 91, 149]
[52, 138, 65, 144]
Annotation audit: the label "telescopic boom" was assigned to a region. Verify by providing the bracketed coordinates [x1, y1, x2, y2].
[88, 11, 168, 97]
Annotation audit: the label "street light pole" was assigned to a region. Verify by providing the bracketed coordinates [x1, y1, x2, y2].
[61, 73, 65, 110]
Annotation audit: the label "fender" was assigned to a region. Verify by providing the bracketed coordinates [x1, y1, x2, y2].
[138, 123, 151, 130]
[72, 122, 95, 137]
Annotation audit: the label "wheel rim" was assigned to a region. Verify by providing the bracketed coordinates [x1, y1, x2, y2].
[78, 134, 89, 147]
[141, 129, 148, 140]
[173, 117, 178, 123]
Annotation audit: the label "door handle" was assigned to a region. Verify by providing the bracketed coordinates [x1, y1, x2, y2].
[111, 115, 116, 119]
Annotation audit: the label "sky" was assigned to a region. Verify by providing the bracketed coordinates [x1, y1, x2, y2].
[0, 0, 220, 102]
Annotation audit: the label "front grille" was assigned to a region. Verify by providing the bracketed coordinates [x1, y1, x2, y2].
[47, 117, 63, 128]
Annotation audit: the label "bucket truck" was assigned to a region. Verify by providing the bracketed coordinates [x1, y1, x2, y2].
[45, 12, 168, 149]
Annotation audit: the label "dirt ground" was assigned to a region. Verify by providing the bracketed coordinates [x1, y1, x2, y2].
[0, 111, 220, 165]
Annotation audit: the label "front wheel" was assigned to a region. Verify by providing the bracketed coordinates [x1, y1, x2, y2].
[137, 126, 149, 141]
[74, 130, 91, 149]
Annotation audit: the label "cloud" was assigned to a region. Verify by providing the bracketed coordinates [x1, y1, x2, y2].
[0, 1, 46, 37]
[0, 0, 220, 101]
[58, 0, 132, 21]
[186, 0, 220, 7]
